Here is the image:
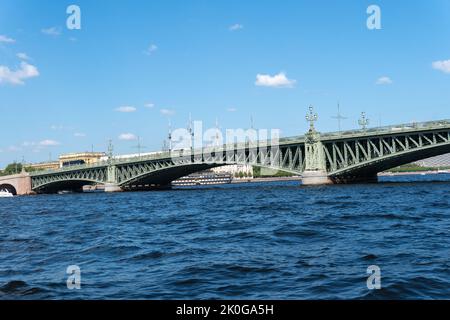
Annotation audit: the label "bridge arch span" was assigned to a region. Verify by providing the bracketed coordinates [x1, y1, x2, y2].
[117, 160, 302, 189]
[330, 140, 450, 182]
[33, 179, 101, 194]
[119, 163, 223, 188]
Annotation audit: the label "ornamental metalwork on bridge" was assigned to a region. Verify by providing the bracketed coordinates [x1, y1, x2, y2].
[29, 110, 450, 192]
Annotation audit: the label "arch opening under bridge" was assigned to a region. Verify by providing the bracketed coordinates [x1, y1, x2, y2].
[0, 184, 17, 196]
[33, 179, 101, 194]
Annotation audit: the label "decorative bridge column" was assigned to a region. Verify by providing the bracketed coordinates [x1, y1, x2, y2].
[104, 140, 123, 192]
[302, 106, 333, 185]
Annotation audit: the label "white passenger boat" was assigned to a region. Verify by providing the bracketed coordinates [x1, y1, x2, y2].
[0, 189, 14, 198]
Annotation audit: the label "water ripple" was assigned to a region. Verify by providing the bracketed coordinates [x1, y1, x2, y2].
[1, 176, 450, 299]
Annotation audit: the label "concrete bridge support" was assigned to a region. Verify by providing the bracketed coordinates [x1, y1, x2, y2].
[302, 170, 333, 185]
[0, 172, 33, 195]
[104, 183, 123, 192]
[105, 165, 123, 192]
[302, 126, 333, 185]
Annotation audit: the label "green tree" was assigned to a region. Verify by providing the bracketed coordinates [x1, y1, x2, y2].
[1, 162, 23, 175]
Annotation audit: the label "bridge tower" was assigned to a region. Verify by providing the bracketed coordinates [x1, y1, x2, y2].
[302, 106, 333, 185]
[104, 140, 122, 192]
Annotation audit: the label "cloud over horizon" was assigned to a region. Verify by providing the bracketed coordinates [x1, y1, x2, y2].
[432, 60, 450, 74]
[0, 35, 15, 43]
[118, 133, 137, 141]
[229, 24, 243, 31]
[17, 53, 31, 61]
[115, 106, 137, 113]
[255, 72, 296, 88]
[144, 44, 158, 55]
[376, 76, 393, 85]
[0, 62, 40, 85]
[160, 108, 175, 116]
[41, 27, 62, 36]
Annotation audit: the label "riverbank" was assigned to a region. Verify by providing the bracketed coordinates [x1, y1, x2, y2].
[379, 170, 450, 177]
[233, 171, 450, 183]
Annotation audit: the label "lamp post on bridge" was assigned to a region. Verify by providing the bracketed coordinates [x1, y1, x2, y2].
[187, 113, 194, 156]
[306, 105, 318, 133]
[168, 119, 172, 154]
[107, 140, 114, 165]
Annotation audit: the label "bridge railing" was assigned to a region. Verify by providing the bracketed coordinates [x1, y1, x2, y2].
[320, 119, 450, 140]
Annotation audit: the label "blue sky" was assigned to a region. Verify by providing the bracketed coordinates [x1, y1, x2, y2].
[0, 0, 449, 167]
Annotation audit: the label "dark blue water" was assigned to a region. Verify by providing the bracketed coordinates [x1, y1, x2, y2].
[1, 174, 450, 300]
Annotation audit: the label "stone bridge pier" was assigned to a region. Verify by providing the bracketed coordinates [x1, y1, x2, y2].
[0, 172, 33, 195]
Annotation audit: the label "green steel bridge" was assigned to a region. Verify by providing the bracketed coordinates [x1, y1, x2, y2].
[29, 117, 450, 193]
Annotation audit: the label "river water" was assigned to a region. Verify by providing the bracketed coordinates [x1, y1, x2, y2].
[1, 174, 449, 299]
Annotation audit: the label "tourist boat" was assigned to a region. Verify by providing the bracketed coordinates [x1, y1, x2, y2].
[0, 189, 14, 198]
[172, 171, 233, 187]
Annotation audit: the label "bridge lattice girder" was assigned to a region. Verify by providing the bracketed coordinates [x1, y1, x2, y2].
[31, 166, 107, 190]
[30, 145, 305, 191]
[29, 121, 450, 191]
[325, 128, 450, 177]
[116, 144, 305, 186]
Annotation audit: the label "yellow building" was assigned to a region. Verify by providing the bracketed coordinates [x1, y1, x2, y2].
[27, 161, 60, 171]
[59, 152, 105, 168]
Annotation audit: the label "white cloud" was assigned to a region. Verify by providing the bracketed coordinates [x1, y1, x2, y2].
[0, 62, 39, 85]
[41, 27, 62, 36]
[17, 140, 60, 152]
[376, 76, 393, 85]
[144, 44, 158, 55]
[115, 106, 137, 113]
[118, 133, 137, 141]
[144, 103, 155, 108]
[39, 140, 60, 146]
[22, 141, 36, 147]
[229, 24, 243, 31]
[255, 72, 296, 88]
[227, 107, 237, 112]
[17, 52, 31, 61]
[0, 35, 15, 43]
[50, 124, 64, 130]
[74, 133, 86, 137]
[160, 108, 175, 116]
[432, 60, 450, 74]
